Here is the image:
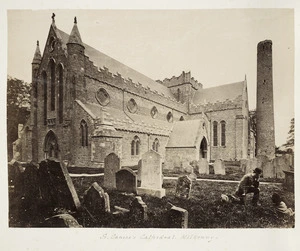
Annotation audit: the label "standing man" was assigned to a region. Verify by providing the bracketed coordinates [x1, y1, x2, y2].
[235, 167, 262, 206]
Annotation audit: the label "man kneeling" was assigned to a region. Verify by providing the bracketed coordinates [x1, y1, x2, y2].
[234, 167, 262, 206]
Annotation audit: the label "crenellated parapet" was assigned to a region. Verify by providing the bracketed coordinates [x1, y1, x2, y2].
[189, 96, 243, 114]
[158, 71, 203, 90]
[84, 56, 188, 113]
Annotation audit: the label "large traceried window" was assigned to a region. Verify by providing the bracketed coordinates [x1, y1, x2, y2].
[131, 136, 140, 156]
[58, 64, 64, 124]
[80, 120, 88, 147]
[50, 59, 56, 111]
[213, 121, 218, 146]
[220, 120, 226, 146]
[152, 138, 159, 152]
[42, 71, 47, 125]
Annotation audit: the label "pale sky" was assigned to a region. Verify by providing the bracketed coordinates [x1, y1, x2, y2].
[7, 9, 294, 146]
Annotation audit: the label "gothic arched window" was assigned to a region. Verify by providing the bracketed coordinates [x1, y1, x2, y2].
[50, 59, 56, 111]
[131, 136, 140, 156]
[80, 120, 88, 147]
[213, 121, 218, 146]
[152, 138, 159, 152]
[177, 88, 181, 102]
[42, 71, 47, 125]
[221, 120, 226, 146]
[58, 64, 64, 124]
[167, 111, 173, 122]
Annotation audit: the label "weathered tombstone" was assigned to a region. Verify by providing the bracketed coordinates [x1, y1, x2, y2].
[240, 159, 248, 172]
[83, 182, 111, 219]
[183, 162, 193, 174]
[283, 170, 294, 192]
[214, 159, 226, 175]
[175, 175, 192, 199]
[43, 213, 82, 228]
[273, 155, 290, 179]
[188, 172, 197, 181]
[257, 155, 269, 170]
[104, 152, 120, 189]
[130, 196, 148, 222]
[244, 158, 258, 174]
[198, 159, 209, 174]
[136, 150, 166, 198]
[262, 161, 275, 178]
[167, 206, 188, 228]
[116, 168, 137, 193]
[38, 159, 81, 212]
[23, 163, 39, 200]
[173, 155, 182, 171]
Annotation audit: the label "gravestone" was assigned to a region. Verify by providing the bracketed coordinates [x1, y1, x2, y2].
[167, 205, 188, 228]
[244, 158, 258, 174]
[198, 159, 209, 174]
[214, 159, 226, 175]
[83, 182, 111, 219]
[183, 162, 193, 174]
[273, 155, 290, 179]
[39, 159, 81, 212]
[130, 196, 148, 222]
[262, 161, 275, 178]
[43, 213, 82, 228]
[104, 152, 120, 189]
[23, 163, 39, 201]
[175, 175, 192, 199]
[240, 159, 248, 172]
[257, 155, 269, 170]
[136, 150, 166, 198]
[283, 170, 294, 192]
[116, 168, 137, 193]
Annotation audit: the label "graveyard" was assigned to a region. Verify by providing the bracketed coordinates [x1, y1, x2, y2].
[8, 151, 294, 228]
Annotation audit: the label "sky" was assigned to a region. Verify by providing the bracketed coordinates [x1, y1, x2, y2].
[6, 9, 295, 146]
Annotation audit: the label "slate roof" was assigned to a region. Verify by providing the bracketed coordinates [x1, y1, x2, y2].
[192, 81, 245, 105]
[57, 28, 173, 98]
[166, 119, 203, 148]
[76, 101, 173, 136]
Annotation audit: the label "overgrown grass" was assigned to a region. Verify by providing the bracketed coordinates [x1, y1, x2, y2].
[71, 176, 294, 228]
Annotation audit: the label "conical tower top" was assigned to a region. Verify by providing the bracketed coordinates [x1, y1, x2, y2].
[32, 40, 42, 64]
[67, 16, 84, 46]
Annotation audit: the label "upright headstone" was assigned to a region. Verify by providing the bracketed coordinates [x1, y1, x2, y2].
[39, 159, 81, 212]
[245, 158, 258, 174]
[23, 163, 39, 200]
[273, 155, 290, 179]
[83, 182, 111, 219]
[198, 159, 209, 174]
[240, 159, 248, 172]
[104, 152, 120, 189]
[257, 155, 269, 170]
[116, 168, 137, 193]
[167, 206, 188, 228]
[130, 196, 148, 221]
[214, 159, 226, 175]
[136, 150, 166, 198]
[175, 175, 192, 199]
[262, 161, 275, 178]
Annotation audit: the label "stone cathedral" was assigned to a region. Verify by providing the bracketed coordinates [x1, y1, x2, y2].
[17, 16, 251, 169]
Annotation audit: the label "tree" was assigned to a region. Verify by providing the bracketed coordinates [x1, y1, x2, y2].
[283, 118, 294, 153]
[7, 76, 31, 160]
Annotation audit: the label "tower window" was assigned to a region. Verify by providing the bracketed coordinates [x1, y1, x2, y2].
[151, 106, 158, 118]
[42, 71, 47, 125]
[80, 120, 88, 147]
[167, 111, 173, 122]
[58, 64, 64, 124]
[50, 59, 56, 111]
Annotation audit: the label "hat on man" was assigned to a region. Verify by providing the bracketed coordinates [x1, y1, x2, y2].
[253, 167, 262, 174]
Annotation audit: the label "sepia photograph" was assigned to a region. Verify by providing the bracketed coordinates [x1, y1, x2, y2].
[1, 2, 299, 251]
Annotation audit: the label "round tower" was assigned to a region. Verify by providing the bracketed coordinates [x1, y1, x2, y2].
[256, 40, 275, 159]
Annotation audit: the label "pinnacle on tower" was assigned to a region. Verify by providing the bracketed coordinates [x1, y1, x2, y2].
[32, 40, 42, 64]
[51, 13, 56, 29]
[67, 16, 84, 46]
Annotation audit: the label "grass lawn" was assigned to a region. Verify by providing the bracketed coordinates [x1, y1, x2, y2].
[71, 176, 294, 228]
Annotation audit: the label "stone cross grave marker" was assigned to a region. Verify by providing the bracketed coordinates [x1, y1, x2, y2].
[136, 150, 165, 198]
[175, 175, 192, 199]
[214, 159, 226, 175]
[39, 159, 81, 212]
[116, 167, 137, 193]
[83, 182, 110, 220]
[104, 152, 120, 189]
